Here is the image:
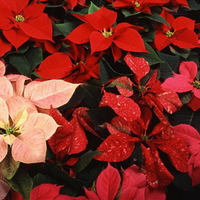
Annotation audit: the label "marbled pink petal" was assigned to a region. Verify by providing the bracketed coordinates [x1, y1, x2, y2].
[21, 113, 59, 140]
[0, 136, 8, 162]
[6, 74, 30, 96]
[0, 60, 5, 76]
[23, 80, 42, 99]
[6, 96, 37, 123]
[12, 130, 46, 163]
[179, 61, 197, 80]
[0, 97, 9, 126]
[26, 79, 79, 109]
[0, 76, 13, 99]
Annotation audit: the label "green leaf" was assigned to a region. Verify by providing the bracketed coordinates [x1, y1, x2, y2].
[133, 42, 164, 66]
[9, 54, 31, 76]
[25, 47, 43, 71]
[33, 173, 79, 196]
[73, 150, 101, 173]
[121, 9, 140, 17]
[9, 47, 43, 77]
[157, 51, 180, 79]
[0, 149, 20, 180]
[80, 85, 102, 108]
[54, 21, 82, 37]
[88, 2, 100, 14]
[7, 168, 33, 200]
[44, 163, 92, 189]
[187, 0, 200, 10]
[139, 12, 169, 25]
[171, 106, 200, 132]
[87, 107, 116, 130]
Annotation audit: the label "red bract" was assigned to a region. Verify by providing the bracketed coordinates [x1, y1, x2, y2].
[154, 10, 199, 51]
[48, 108, 88, 161]
[65, 7, 147, 60]
[38, 0, 86, 10]
[101, 91, 141, 122]
[36, 46, 100, 83]
[113, 0, 170, 14]
[95, 107, 188, 188]
[124, 53, 182, 123]
[0, 0, 53, 49]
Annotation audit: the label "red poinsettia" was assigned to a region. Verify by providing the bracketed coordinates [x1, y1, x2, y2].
[95, 107, 189, 188]
[162, 61, 200, 111]
[36, 47, 100, 83]
[124, 53, 182, 123]
[48, 108, 89, 163]
[113, 0, 170, 14]
[38, 0, 86, 10]
[5, 184, 65, 200]
[0, 0, 53, 49]
[154, 10, 199, 51]
[65, 6, 147, 61]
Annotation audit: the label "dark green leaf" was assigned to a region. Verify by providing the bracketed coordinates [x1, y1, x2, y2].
[121, 9, 140, 17]
[45, 163, 92, 189]
[73, 150, 101, 172]
[171, 105, 200, 132]
[157, 51, 180, 79]
[87, 107, 116, 130]
[139, 12, 169, 25]
[7, 168, 33, 200]
[188, 0, 200, 10]
[0, 149, 20, 180]
[88, 2, 99, 14]
[9, 54, 31, 76]
[80, 85, 102, 108]
[134, 42, 164, 66]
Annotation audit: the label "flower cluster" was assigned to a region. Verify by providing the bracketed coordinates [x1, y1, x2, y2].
[0, 0, 200, 200]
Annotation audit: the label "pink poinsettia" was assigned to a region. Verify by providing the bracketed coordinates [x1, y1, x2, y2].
[68, 163, 166, 200]
[173, 124, 200, 186]
[161, 61, 200, 111]
[0, 96, 59, 164]
[5, 184, 65, 200]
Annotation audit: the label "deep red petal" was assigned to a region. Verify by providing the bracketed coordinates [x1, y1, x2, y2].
[90, 31, 113, 54]
[103, 91, 141, 121]
[19, 14, 53, 41]
[124, 53, 150, 82]
[65, 23, 94, 44]
[95, 132, 136, 162]
[114, 28, 147, 52]
[96, 163, 121, 200]
[3, 29, 29, 49]
[36, 52, 73, 79]
[84, 6, 117, 30]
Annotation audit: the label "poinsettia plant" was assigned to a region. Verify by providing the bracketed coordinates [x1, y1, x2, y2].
[1, 0, 200, 199]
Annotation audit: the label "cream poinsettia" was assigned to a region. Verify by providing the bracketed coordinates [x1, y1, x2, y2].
[0, 97, 59, 164]
[0, 60, 79, 110]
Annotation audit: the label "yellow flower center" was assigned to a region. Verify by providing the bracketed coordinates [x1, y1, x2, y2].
[139, 86, 147, 92]
[15, 15, 25, 22]
[142, 134, 149, 141]
[165, 30, 174, 37]
[102, 28, 113, 38]
[134, 1, 140, 8]
[193, 80, 200, 89]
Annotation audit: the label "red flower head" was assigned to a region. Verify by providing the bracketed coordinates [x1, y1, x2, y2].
[154, 10, 199, 51]
[113, 0, 170, 14]
[0, 0, 53, 49]
[65, 6, 147, 61]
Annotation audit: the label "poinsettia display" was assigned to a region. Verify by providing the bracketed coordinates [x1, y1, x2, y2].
[1, 0, 200, 199]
